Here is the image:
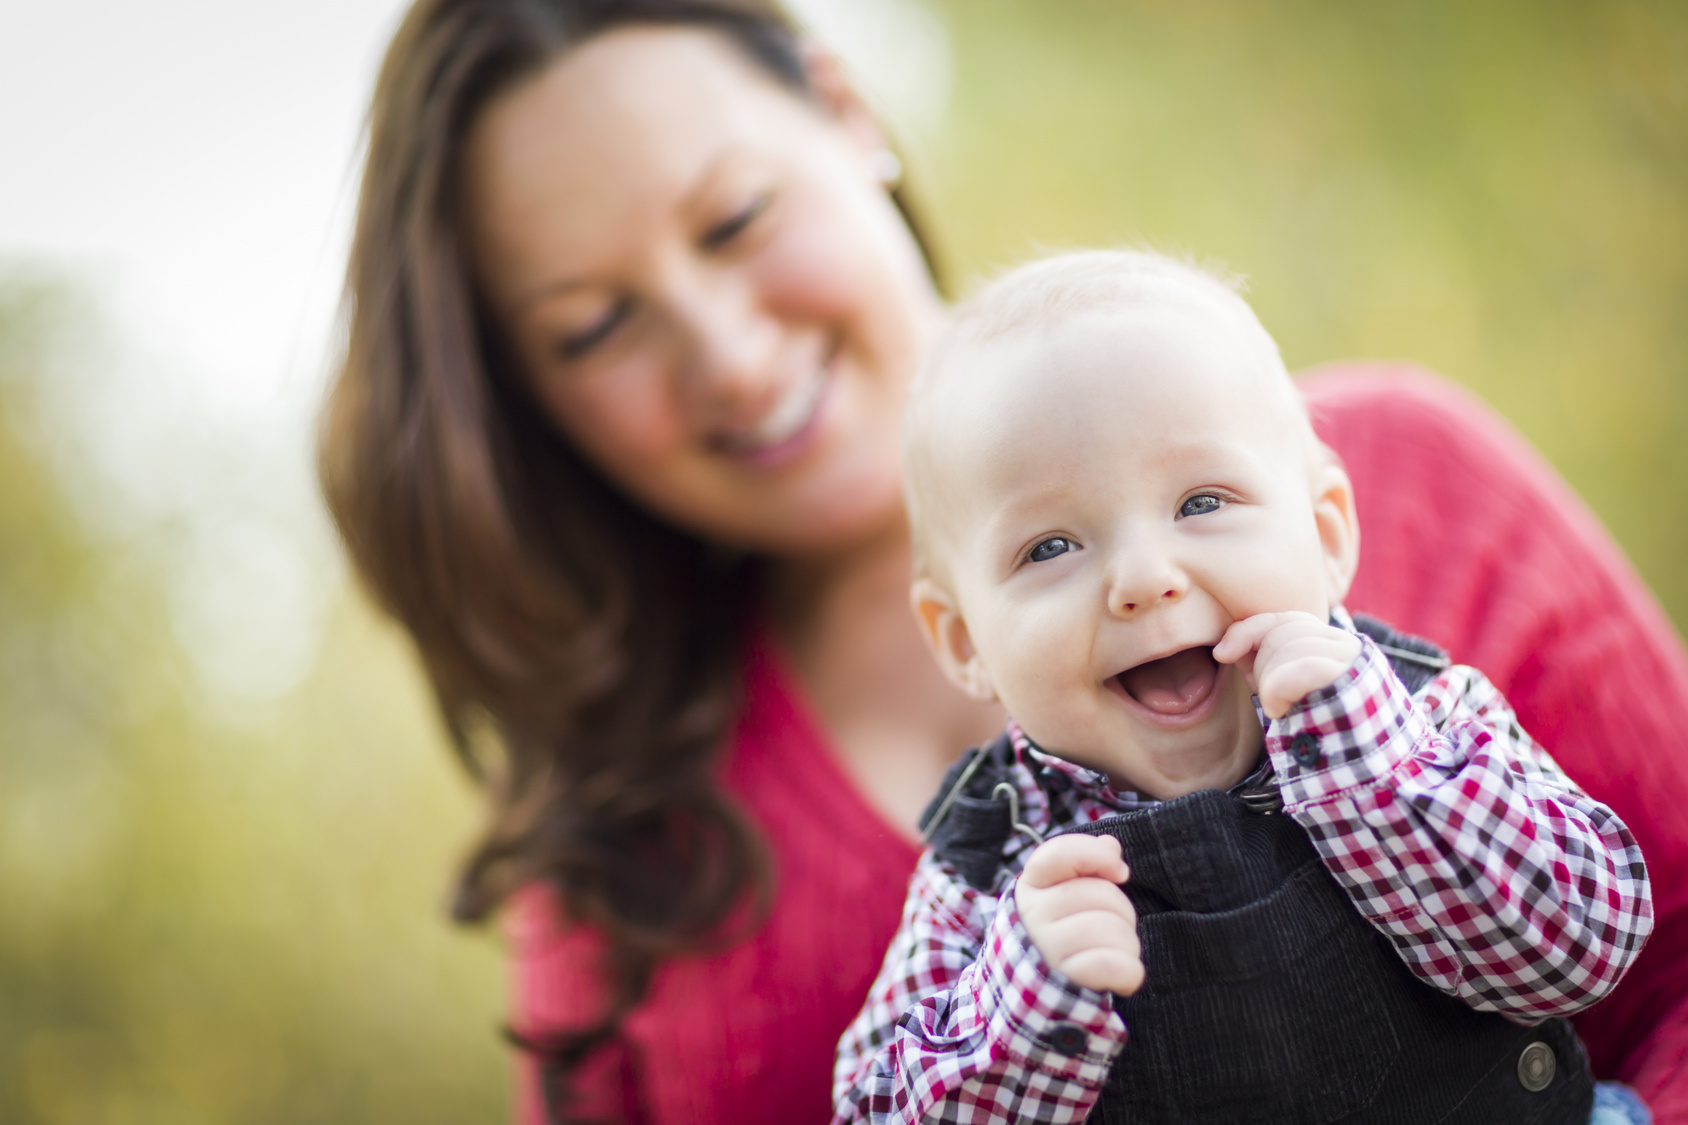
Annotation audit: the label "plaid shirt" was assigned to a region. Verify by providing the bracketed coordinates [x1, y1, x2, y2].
[831, 625, 1653, 1125]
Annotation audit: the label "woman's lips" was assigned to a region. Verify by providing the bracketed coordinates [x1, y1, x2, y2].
[1112, 646, 1221, 722]
[711, 356, 832, 465]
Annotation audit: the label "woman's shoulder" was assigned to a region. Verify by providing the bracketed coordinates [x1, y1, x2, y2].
[510, 629, 922, 957]
[1296, 361, 1679, 656]
[727, 626, 924, 865]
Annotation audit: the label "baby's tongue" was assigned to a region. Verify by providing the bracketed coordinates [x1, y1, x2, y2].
[1117, 647, 1219, 715]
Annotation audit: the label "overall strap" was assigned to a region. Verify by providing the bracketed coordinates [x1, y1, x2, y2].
[919, 733, 1023, 892]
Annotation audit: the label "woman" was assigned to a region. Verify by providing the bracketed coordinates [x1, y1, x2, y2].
[318, 1, 1688, 1122]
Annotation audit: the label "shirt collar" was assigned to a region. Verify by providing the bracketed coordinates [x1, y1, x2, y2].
[1005, 703, 1279, 808]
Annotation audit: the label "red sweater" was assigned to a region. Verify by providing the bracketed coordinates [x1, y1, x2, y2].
[511, 365, 1688, 1124]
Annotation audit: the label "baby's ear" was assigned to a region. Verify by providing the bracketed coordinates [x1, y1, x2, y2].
[1312, 457, 1361, 604]
[910, 578, 997, 702]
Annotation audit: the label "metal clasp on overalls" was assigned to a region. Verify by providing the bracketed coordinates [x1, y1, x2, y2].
[991, 782, 1047, 847]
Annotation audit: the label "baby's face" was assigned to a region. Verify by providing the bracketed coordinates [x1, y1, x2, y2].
[915, 294, 1353, 798]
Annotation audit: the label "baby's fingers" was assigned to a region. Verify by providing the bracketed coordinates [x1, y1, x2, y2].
[1213, 612, 1295, 664]
[1021, 833, 1130, 890]
[1058, 945, 1147, 997]
[1257, 653, 1352, 719]
[1023, 873, 1138, 929]
[1038, 907, 1145, 996]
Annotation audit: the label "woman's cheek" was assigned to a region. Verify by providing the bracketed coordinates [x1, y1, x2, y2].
[541, 354, 687, 482]
[759, 178, 902, 329]
[753, 213, 867, 330]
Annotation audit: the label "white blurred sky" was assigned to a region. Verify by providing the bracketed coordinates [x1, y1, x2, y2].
[1, 0, 414, 707]
[0, 0, 410, 416]
[0, 0, 947, 707]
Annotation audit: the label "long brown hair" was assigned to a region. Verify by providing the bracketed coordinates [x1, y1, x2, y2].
[318, 0, 939, 1116]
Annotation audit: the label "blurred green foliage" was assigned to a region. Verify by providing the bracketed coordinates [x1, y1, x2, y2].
[1, 1, 1684, 1121]
[0, 286, 507, 1120]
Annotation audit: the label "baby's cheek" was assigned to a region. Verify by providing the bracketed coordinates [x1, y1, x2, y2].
[994, 635, 1096, 746]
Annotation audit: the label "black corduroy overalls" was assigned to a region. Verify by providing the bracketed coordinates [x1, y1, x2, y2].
[921, 616, 1594, 1125]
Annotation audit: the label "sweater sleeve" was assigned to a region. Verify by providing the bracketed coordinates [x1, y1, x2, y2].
[1304, 364, 1688, 1120]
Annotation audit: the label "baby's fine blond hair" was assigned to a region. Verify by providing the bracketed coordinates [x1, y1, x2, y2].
[903, 249, 1322, 580]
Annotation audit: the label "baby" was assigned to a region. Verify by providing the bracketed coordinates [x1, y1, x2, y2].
[831, 251, 1653, 1125]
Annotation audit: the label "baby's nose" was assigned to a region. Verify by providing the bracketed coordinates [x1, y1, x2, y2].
[1120, 589, 1180, 613]
[1105, 537, 1190, 616]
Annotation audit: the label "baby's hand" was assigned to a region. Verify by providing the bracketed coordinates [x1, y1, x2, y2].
[1213, 610, 1361, 719]
[1016, 834, 1144, 996]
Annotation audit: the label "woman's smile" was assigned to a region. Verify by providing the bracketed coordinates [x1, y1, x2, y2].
[708, 344, 835, 464]
[460, 25, 942, 554]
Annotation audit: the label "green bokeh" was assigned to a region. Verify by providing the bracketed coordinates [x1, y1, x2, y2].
[0, 288, 509, 1121]
[2, 2, 1684, 1120]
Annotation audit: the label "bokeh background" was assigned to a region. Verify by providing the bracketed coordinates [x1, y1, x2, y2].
[2, 0, 1684, 1120]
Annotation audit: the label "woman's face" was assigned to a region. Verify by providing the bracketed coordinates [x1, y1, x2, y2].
[461, 26, 942, 557]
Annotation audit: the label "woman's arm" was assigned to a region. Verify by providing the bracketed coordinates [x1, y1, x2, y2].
[1303, 364, 1688, 1120]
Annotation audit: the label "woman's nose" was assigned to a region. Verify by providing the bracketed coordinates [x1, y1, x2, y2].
[1106, 540, 1189, 617]
[668, 270, 781, 416]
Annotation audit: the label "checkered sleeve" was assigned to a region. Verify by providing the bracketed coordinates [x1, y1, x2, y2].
[831, 850, 1125, 1124]
[1268, 634, 1653, 1018]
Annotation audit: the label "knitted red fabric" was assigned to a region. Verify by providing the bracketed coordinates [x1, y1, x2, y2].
[510, 365, 1688, 1123]
[509, 636, 921, 1125]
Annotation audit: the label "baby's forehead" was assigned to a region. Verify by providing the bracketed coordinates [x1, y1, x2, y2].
[914, 314, 1306, 518]
[933, 296, 1295, 441]
[903, 250, 1316, 568]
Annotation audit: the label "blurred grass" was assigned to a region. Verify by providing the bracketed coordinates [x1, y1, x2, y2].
[2, 1, 1684, 1121]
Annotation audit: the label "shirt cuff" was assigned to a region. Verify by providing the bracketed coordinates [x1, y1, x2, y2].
[972, 881, 1127, 1082]
[1265, 635, 1432, 808]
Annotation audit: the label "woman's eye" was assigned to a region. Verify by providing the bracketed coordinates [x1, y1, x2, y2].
[1028, 536, 1075, 563]
[1179, 494, 1224, 518]
[700, 193, 771, 251]
[556, 299, 630, 361]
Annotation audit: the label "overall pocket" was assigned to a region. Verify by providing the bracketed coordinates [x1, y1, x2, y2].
[1098, 861, 1401, 1125]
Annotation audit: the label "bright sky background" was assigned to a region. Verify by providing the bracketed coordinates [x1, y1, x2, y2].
[1, 0, 414, 707]
[1, 1, 408, 417]
[0, 0, 948, 707]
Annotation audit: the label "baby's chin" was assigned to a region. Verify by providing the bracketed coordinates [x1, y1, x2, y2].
[1101, 704, 1265, 800]
[1089, 720, 1265, 800]
[1120, 747, 1262, 801]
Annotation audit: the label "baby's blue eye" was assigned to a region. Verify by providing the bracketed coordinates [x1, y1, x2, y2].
[1179, 494, 1223, 518]
[1029, 537, 1074, 563]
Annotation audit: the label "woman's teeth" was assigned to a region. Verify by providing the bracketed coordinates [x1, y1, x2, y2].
[724, 366, 827, 453]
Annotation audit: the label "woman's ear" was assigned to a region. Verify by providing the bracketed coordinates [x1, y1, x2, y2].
[1312, 457, 1361, 604]
[799, 45, 891, 165]
[910, 577, 997, 701]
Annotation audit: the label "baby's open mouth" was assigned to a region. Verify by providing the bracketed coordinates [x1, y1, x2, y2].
[1114, 646, 1220, 717]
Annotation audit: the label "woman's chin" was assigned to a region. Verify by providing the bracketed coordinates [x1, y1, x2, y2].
[760, 465, 908, 558]
[696, 471, 906, 559]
